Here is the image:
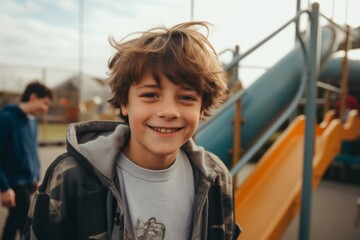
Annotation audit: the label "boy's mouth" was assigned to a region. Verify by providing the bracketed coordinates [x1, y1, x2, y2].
[150, 127, 181, 133]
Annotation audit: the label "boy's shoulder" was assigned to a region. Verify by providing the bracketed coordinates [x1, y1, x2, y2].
[205, 150, 232, 177]
[183, 141, 231, 180]
[39, 151, 100, 194]
[0, 104, 19, 117]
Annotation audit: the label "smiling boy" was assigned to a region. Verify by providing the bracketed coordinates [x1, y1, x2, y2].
[23, 21, 240, 240]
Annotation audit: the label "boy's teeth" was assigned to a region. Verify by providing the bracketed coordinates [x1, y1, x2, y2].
[154, 127, 177, 133]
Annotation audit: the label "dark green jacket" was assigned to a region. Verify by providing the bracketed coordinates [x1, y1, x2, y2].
[23, 121, 240, 240]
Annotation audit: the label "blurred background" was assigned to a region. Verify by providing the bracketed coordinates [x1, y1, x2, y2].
[1, 1, 360, 239]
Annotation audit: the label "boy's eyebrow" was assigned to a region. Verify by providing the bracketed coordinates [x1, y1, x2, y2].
[136, 83, 197, 92]
[136, 84, 160, 89]
[181, 86, 197, 91]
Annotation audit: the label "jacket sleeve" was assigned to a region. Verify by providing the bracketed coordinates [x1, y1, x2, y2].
[0, 114, 11, 192]
[22, 153, 78, 240]
[232, 187, 242, 240]
[22, 152, 109, 240]
[207, 152, 241, 240]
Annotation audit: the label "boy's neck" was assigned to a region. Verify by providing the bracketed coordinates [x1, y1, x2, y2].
[19, 102, 32, 115]
[122, 144, 178, 170]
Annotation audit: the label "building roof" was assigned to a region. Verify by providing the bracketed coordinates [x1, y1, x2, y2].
[53, 74, 111, 102]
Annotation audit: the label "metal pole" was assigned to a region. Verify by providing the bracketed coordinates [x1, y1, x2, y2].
[339, 26, 351, 122]
[190, 0, 194, 21]
[78, 0, 84, 120]
[299, 3, 320, 240]
[231, 45, 240, 88]
[295, 0, 301, 44]
[296, 0, 301, 13]
[344, 0, 349, 24]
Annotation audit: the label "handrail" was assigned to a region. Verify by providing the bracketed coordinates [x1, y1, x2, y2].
[317, 81, 342, 93]
[224, 9, 310, 71]
[320, 13, 348, 33]
[238, 64, 269, 70]
[218, 48, 234, 56]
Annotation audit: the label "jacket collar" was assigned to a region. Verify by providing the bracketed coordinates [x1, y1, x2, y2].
[66, 121, 222, 185]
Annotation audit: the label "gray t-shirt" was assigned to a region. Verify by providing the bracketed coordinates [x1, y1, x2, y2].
[116, 150, 194, 240]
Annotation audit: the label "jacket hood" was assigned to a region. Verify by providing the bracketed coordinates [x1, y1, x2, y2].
[66, 121, 226, 186]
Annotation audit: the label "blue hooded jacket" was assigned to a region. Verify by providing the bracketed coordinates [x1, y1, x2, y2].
[0, 104, 40, 192]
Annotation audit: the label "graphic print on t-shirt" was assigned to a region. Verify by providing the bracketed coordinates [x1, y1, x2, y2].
[129, 217, 165, 240]
[117, 151, 194, 240]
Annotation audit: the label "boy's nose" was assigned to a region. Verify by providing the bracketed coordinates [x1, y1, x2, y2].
[156, 100, 180, 119]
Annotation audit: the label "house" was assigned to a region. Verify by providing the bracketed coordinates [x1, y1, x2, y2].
[49, 74, 114, 122]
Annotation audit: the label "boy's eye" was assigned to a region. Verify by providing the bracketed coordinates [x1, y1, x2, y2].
[140, 93, 158, 98]
[179, 95, 196, 101]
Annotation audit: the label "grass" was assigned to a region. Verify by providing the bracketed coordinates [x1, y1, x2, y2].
[38, 123, 68, 142]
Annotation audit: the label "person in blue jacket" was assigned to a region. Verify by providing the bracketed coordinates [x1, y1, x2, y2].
[0, 81, 52, 240]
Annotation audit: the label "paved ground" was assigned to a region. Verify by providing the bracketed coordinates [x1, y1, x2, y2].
[1, 145, 360, 239]
[281, 180, 360, 240]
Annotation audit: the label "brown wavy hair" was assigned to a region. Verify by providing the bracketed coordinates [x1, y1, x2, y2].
[107, 21, 228, 122]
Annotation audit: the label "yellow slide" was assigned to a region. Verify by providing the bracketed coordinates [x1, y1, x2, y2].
[235, 110, 360, 240]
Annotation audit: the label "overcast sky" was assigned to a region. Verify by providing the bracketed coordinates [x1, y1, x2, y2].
[0, 0, 359, 90]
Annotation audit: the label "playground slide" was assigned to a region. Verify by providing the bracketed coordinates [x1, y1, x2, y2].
[232, 49, 360, 239]
[320, 49, 360, 88]
[232, 50, 360, 239]
[235, 114, 344, 240]
[195, 25, 345, 167]
[193, 24, 358, 239]
[342, 110, 360, 141]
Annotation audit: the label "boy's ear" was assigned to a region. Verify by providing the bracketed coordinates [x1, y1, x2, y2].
[120, 104, 128, 116]
[200, 110, 204, 120]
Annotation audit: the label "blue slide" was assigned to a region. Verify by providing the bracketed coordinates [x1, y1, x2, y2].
[195, 26, 348, 168]
[320, 49, 360, 87]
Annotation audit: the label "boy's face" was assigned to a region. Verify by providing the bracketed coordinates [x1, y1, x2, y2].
[121, 72, 204, 169]
[28, 93, 51, 116]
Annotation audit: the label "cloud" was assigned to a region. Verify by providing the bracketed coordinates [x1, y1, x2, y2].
[0, 0, 191, 86]
[0, 14, 78, 65]
[0, 0, 359, 88]
[46, 0, 78, 14]
[0, 0, 42, 14]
